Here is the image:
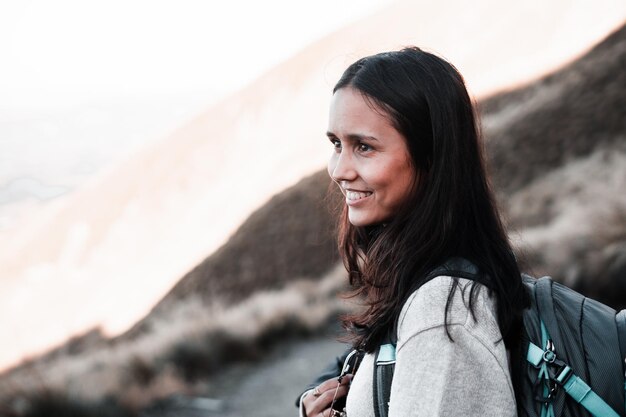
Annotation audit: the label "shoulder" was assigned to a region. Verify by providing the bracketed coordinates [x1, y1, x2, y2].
[391, 276, 516, 412]
[396, 275, 501, 350]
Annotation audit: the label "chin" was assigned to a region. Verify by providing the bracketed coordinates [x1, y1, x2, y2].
[347, 216, 367, 227]
[348, 214, 379, 227]
[348, 210, 391, 228]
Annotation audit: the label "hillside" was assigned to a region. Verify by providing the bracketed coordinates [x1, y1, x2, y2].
[0, 0, 623, 373]
[481, 24, 626, 305]
[143, 23, 626, 326]
[120, 171, 343, 340]
[483, 23, 626, 194]
[0, 13, 624, 417]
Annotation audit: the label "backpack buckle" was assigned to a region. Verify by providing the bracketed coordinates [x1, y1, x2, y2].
[542, 339, 557, 363]
[542, 349, 557, 364]
[554, 364, 573, 386]
[533, 378, 558, 404]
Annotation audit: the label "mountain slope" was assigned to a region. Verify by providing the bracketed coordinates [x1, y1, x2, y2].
[121, 171, 343, 339]
[1, 24, 625, 417]
[133, 24, 626, 341]
[0, 0, 623, 372]
[480, 24, 626, 305]
[482, 24, 626, 194]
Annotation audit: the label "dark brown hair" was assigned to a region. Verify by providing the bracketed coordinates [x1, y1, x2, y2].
[332, 47, 529, 352]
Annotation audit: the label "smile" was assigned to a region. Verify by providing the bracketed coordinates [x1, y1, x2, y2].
[346, 190, 373, 203]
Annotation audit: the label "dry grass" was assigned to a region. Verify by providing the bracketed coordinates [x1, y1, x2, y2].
[509, 146, 626, 298]
[0, 265, 352, 413]
[479, 25, 626, 307]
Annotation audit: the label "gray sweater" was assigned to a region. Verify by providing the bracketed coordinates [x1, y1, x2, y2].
[345, 275, 517, 417]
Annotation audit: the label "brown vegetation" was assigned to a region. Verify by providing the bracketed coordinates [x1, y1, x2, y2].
[0, 266, 349, 415]
[480, 24, 626, 303]
[120, 170, 343, 341]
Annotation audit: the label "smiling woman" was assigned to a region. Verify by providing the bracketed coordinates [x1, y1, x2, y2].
[298, 47, 530, 417]
[326, 87, 415, 227]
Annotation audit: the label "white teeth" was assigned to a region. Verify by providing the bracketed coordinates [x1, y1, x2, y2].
[346, 191, 372, 201]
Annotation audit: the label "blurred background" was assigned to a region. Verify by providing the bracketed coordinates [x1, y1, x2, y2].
[0, 1, 625, 416]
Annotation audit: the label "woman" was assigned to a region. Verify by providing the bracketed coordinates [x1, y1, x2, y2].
[298, 47, 529, 417]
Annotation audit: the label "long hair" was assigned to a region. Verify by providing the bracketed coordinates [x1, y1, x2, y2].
[332, 47, 529, 352]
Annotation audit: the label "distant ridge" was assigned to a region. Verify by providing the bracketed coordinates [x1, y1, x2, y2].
[482, 23, 626, 195]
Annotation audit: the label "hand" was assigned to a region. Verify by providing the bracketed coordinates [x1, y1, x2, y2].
[302, 374, 353, 417]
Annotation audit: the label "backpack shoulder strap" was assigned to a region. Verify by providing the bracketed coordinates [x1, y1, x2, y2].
[615, 310, 626, 372]
[527, 329, 621, 417]
[373, 343, 396, 417]
[423, 257, 491, 288]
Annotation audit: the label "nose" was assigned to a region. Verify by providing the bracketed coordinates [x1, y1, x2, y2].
[328, 149, 357, 184]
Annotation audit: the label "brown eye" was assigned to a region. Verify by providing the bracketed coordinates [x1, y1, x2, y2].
[358, 142, 372, 152]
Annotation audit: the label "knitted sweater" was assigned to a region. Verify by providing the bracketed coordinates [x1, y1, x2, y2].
[344, 275, 517, 417]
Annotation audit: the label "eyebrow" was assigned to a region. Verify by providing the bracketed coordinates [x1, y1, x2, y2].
[325, 132, 380, 142]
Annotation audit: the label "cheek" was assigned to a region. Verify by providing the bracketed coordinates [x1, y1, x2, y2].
[371, 164, 399, 193]
[381, 163, 414, 204]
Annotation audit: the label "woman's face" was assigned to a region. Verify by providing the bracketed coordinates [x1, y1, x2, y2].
[327, 87, 416, 227]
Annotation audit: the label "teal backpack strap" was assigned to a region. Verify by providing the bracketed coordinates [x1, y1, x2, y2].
[526, 321, 621, 417]
[373, 343, 396, 417]
[377, 344, 396, 364]
[539, 321, 555, 417]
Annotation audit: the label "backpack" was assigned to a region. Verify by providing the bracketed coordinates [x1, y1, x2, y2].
[372, 262, 626, 417]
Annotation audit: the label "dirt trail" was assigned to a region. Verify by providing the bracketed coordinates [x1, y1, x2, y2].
[212, 337, 346, 417]
[142, 336, 347, 417]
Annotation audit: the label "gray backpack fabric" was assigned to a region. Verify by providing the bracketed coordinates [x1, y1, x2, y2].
[513, 274, 626, 417]
[372, 268, 626, 417]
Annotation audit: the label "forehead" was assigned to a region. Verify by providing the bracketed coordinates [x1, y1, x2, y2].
[328, 87, 396, 135]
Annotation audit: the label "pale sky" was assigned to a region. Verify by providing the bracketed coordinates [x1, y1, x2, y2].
[0, 0, 392, 110]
